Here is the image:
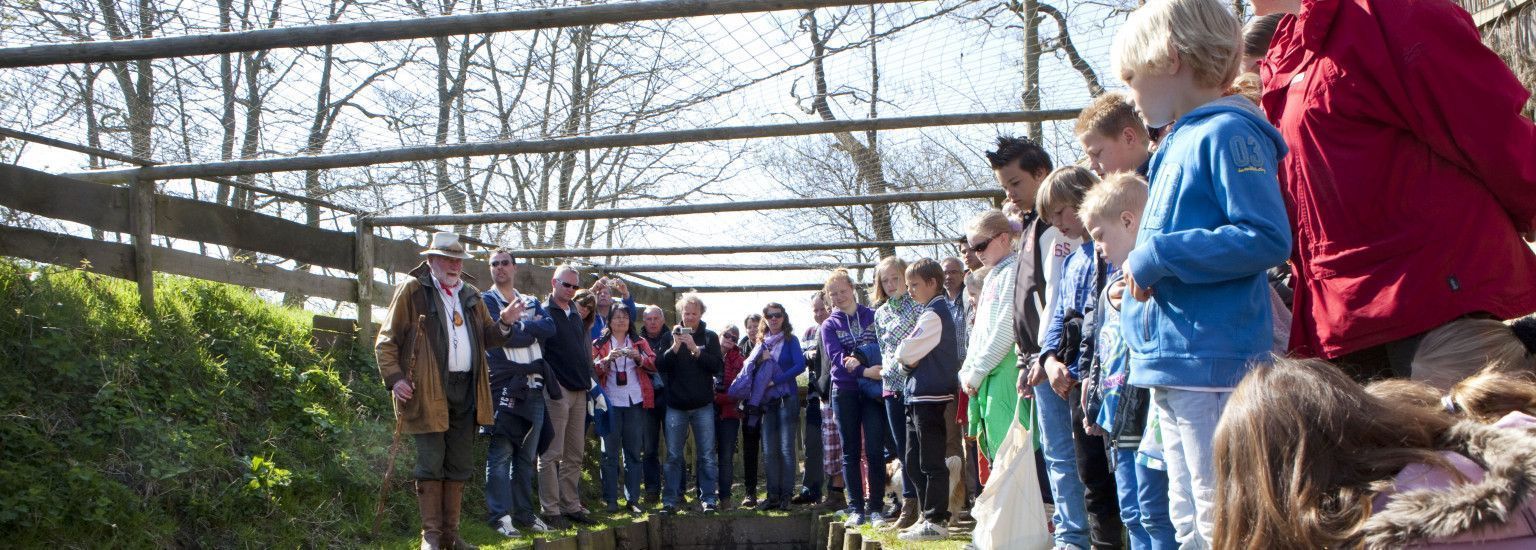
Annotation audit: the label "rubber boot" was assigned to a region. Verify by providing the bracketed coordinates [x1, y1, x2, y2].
[441, 480, 478, 550]
[417, 480, 444, 550]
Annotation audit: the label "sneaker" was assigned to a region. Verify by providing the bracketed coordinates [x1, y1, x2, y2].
[490, 515, 520, 537]
[540, 514, 571, 530]
[626, 502, 645, 515]
[867, 511, 889, 528]
[843, 510, 865, 527]
[516, 516, 554, 534]
[659, 505, 678, 515]
[740, 496, 758, 509]
[790, 491, 819, 505]
[701, 502, 719, 514]
[604, 502, 620, 514]
[754, 499, 780, 512]
[898, 521, 950, 542]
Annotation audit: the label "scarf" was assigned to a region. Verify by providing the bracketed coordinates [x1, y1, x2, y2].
[743, 332, 786, 406]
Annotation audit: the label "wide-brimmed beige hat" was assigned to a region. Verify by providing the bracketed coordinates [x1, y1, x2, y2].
[420, 232, 472, 260]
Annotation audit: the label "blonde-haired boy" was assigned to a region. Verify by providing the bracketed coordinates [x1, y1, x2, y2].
[1109, 0, 1292, 546]
[1075, 93, 1153, 177]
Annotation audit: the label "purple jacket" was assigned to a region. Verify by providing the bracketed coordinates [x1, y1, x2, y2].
[820, 305, 878, 391]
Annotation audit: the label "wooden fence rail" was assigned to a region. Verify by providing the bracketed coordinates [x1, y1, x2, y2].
[0, 164, 676, 322]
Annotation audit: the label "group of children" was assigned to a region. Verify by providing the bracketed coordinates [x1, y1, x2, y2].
[942, 0, 1536, 548]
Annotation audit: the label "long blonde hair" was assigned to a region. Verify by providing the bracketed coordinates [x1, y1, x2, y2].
[1412, 317, 1536, 390]
[1214, 359, 1456, 550]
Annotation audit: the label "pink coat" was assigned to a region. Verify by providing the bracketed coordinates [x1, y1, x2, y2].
[1365, 413, 1536, 548]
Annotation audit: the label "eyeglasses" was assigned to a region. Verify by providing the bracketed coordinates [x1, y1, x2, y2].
[764, 312, 785, 319]
[969, 233, 1001, 252]
[557, 281, 580, 290]
[490, 260, 512, 267]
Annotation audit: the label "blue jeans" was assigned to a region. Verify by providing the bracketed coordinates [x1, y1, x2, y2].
[484, 396, 545, 525]
[883, 395, 915, 498]
[832, 388, 887, 513]
[664, 405, 718, 507]
[1113, 447, 1152, 549]
[799, 394, 826, 497]
[1033, 380, 1089, 549]
[1137, 459, 1177, 549]
[600, 405, 647, 507]
[761, 392, 800, 503]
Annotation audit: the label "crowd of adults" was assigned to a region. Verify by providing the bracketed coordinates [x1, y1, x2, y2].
[376, 0, 1536, 547]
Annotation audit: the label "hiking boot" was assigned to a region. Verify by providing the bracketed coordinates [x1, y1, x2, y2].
[790, 491, 819, 505]
[441, 481, 477, 550]
[416, 481, 445, 550]
[564, 510, 597, 525]
[894, 499, 920, 530]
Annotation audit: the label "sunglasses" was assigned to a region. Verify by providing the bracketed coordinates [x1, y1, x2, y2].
[557, 281, 580, 290]
[969, 233, 1001, 252]
[765, 312, 786, 319]
[490, 259, 512, 267]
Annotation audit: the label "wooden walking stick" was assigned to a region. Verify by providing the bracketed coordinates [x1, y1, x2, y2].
[373, 314, 425, 537]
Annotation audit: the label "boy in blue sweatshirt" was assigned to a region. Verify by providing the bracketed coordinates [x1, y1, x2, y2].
[1111, 0, 1293, 546]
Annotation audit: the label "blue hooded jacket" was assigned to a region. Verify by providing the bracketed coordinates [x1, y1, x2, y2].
[1122, 96, 1292, 388]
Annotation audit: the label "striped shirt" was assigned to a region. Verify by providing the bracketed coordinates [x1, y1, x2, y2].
[959, 254, 1018, 391]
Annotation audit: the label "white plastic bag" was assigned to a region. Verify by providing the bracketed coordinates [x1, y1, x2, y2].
[970, 417, 1052, 550]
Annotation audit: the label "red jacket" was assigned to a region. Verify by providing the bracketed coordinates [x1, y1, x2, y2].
[1261, 0, 1536, 358]
[715, 347, 745, 420]
[593, 335, 657, 409]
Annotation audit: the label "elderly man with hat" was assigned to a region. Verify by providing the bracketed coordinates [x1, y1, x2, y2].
[376, 232, 520, 550]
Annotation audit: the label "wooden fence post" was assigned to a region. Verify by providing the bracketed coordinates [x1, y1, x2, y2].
[354, 218, 375, 339]
[843, 530, 862, 550]
[129, 176, 155, 315]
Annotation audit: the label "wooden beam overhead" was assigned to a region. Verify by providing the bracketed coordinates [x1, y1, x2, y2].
[368, 189, 1001, 227]
[0, 0, 921, 69]
[65, 110, 1081, 184]
[505, 239, 957, 258]
[591, 262, 876, 273]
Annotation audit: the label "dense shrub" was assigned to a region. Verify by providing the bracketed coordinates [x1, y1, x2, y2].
[0, 261, 414, 547]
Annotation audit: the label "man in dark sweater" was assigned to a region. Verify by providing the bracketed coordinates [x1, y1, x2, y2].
[538, 266, 597, 526]
[638, 305, 673, 503]
[657, 293, 724, 514]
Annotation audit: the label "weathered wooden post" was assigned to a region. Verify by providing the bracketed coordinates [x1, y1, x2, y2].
[860, 540, 881, 550]
[843, 530, 862, 550]
[129, 175, 155, 315]
[827, 520, 846, 550]
[354, 217, 375, 340]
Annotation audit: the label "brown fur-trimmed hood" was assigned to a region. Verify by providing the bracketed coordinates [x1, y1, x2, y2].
[1361, 419, 1536, 549]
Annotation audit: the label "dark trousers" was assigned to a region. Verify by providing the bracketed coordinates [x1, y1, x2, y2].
[884, 395, 915, 498]
[833, 389, 887, 513]
[643, 392, 667, 498]
[1335, 333, 1427, 382]
[741, 419, 762, 498]
[413, 372, 476, 481]
[799, 394, 827, 497]
[904, 401, 951, 524]
[1069, 384, 1124, 549]
[715, 416, 740, 502]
